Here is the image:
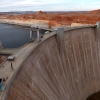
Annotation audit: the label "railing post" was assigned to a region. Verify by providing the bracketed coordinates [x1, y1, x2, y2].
[30, 30, 32, 39]
[29, 29, 34, 42]
[96, 22, 100, 42]
[37, 30, 41, 43]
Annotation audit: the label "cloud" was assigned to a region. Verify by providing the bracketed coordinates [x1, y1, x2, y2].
[0, 0, 69, 5]
[0, 0, 100, 11]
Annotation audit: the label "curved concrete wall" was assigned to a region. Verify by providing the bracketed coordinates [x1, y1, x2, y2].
[5, 26, 100, 100]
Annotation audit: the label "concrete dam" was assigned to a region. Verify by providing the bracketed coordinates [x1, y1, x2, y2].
[0, 23, 100, 100]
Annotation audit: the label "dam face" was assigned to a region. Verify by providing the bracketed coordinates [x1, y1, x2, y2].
[2, 25, 100, 100]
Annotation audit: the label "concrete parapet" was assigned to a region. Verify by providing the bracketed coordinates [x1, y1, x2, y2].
[56, 27, 64, 55]
[96, 22, 100, 42]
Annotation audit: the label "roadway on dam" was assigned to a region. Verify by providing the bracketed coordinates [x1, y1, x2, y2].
[0, 31, 56, 100]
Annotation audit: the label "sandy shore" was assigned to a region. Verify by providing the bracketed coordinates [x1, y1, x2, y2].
[0, 19, 61, 29]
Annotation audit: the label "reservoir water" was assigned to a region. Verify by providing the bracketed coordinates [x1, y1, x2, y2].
[0, 23, 30, 48]
[0, 23, 48, 65]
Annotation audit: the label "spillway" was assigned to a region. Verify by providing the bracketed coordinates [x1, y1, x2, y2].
[1, 23, 100, 100]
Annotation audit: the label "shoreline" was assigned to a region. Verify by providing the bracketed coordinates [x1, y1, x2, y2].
[0, 19, 61, 29]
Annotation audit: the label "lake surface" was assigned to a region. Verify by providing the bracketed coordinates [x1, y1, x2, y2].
[0, 23, 30, 48]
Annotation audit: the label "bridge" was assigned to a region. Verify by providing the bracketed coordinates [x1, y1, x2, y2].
[0, 23, 100, 100]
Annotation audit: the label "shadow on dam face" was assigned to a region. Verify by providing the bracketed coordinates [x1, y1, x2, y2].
[3, 24, 100, 100]
[86, 91, 100, 100]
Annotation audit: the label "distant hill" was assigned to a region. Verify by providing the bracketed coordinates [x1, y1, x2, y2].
[90, 9, 100, 14]
[36, 11, 47, 14]
[1, 9, 100, 26]
[0, 11, 36, 15]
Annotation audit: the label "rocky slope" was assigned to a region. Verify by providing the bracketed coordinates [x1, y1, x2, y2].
[0, 56, 7, 64]
[0, 10, 100, 28]
[90, 9, 100, 14]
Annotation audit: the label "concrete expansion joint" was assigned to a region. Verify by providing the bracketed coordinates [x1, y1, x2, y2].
[95, 22, 100, 42]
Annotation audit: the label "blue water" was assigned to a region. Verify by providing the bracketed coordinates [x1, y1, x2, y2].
[0, 23, 30, 48]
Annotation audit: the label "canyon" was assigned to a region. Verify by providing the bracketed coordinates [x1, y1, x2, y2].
[0, 9, 100, 29]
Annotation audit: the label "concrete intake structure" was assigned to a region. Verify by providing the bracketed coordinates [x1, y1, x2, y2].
[1, 23, 100, 100]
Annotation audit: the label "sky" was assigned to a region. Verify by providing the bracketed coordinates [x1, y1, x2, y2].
[0, 0, 100, 12]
